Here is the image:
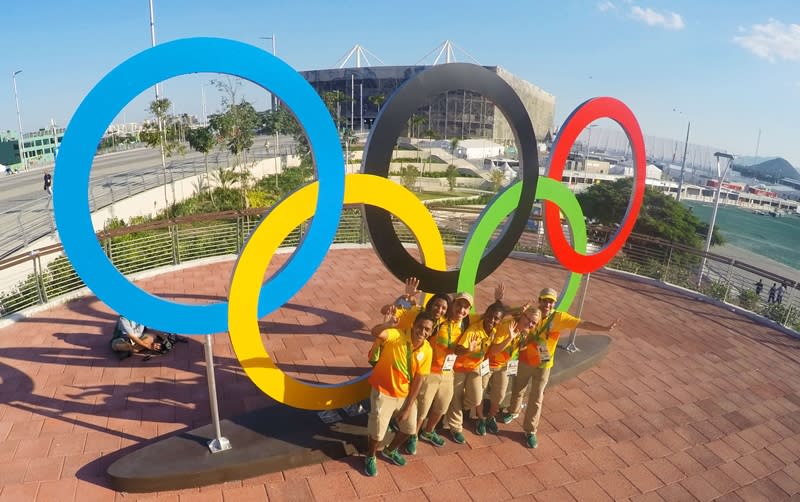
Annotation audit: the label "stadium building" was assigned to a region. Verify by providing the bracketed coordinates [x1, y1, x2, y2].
[299, 43, 555, 146]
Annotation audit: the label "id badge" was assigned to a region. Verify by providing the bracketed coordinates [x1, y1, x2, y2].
[442, 353, 457, 372]
[506, 359, 519, 376]
[479, 359, 490, 377]
[537, 343, 551, 363]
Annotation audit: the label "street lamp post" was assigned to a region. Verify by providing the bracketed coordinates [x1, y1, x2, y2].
[676, 121, 690, 201]
[259, 35, 277, 111]
[698, 151, 734, 287]
[673, 108, 691, 201]
[259, 35, 280, 188]
[12, 70, 26, 171]
[571, 124, 596, 188]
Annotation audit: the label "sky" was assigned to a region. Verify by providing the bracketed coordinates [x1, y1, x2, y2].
[1, 0, 799, 167]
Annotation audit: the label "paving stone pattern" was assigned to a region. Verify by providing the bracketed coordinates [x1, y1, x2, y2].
[0, 249, 799, 501]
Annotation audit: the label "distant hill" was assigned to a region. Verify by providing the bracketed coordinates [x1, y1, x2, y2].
[733, 156, 777, 167]
[731, 157, 799, 182]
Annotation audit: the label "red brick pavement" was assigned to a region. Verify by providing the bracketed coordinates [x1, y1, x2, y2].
[0, 248, 799, 501]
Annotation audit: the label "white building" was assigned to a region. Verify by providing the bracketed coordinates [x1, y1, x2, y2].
[454, 139, 504, 159]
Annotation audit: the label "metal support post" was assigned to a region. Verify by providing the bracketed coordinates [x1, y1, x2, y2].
[30, 250, 45, 305]
[782, 284, 796, 327]
[562, 273, 591, 353]
[722, 260, 735, 303]
[171, 226, 180, 266]
[204, 334, 231, 453]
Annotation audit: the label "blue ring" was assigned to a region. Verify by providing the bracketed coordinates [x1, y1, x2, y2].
[53, 38, 345, 334]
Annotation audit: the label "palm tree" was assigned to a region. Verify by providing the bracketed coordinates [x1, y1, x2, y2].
[341, 128, 358, 172]
[408, 114, 427, 139]
[368, 93, 386, 114]
[450, 137, 460, 163]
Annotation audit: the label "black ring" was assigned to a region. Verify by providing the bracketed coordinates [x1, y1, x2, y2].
[362, 63, 539, 293]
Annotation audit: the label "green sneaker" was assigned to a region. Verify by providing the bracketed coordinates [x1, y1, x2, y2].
[404, 434, 417, 455]
[419, 430, 446, 447]
[476, 419, 487, 436]
[525, 432, 538, 449]
[500, 411, 518, 424]
[381, 447, 407, 466]
[451, 430, 466, 444]
[364, 455, 377, 476]
[486, 416, 499, 434]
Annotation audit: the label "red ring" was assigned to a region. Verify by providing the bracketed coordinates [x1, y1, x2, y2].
[545, 97, 646, 274]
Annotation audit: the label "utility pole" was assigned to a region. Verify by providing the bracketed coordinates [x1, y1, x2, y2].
[148, 0, 172, 211]
[259, 35, 280, 188]
[12, 70, 26, 171]
[676, 121, 690, 201]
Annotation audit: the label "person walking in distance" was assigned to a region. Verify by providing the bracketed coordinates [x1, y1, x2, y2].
[501, 287, 619, 448]
[43, 172, 53, 195]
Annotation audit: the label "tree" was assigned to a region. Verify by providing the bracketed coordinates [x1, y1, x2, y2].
[140, 97, 186, 213]
[489, 169, 505, 192]
[368, 93, 386, 113]
[400, 165, 420, 192]
[407, 114, 427, 138]
[576, 177, 724, 248]
[208, 77, 261, 209]
[140, 98, 185, 157]
[321, 90, 350, 131]
[445, 164, 458, 191]
[341, 128, 357, 171]
[186, 126, 216, 198]
[450, 137, 460, 162]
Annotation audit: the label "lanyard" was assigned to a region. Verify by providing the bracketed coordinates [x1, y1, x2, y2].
[405, 341, 414, 383]
[519, 313, 554, 352]
[446, 322, 453, 348]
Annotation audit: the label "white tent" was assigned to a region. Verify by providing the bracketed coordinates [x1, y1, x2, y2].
[454, 139, 504, 159]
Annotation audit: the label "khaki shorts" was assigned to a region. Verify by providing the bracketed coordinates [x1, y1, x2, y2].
[482, 367, 510, 405]
[367, 388, 417, 442]
[417, 371, 455, 418]
[446, 369, 484, 432]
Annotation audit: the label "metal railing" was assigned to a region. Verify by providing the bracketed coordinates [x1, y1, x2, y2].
[0, 207, 797, 333]
[0, 140, 298, 260]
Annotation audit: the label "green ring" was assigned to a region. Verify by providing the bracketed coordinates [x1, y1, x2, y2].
[456, 177, 586, 311]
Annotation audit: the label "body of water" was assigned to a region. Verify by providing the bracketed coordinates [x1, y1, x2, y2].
[683, 201, 800, 271]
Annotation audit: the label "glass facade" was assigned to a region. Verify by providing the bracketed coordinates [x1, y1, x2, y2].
[300, 65, 500, 139]
[300, 65, 555, 146]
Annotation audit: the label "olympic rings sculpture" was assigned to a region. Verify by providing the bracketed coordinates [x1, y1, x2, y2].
[53, 38, 645, 410]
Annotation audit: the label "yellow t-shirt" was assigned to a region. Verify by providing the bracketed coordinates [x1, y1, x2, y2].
[368, 328, 432, 398]
[454, 321, 496, 372]
[430, 314, 481, 374]
[395, 305, 423, 330]
[518, 311, 580, 369]
[487, 319, 516, 369]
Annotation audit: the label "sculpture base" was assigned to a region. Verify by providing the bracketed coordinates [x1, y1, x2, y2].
[108, 335, 611, 493]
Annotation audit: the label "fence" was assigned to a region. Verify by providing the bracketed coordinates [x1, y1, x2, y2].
[0, 206, 797, 333]
[0, 140, 298, 260]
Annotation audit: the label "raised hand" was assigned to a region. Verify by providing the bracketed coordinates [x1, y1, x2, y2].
[404, 277, 421, 299]
[494, 282, 505, 301]
[384, 305, 399, 325]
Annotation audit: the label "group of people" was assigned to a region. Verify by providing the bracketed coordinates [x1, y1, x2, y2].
[756, 280, 788, 305]
[363, 278, 619, 477]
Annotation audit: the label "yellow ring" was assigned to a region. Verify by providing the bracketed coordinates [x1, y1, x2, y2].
[228, 173, 447, 410]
